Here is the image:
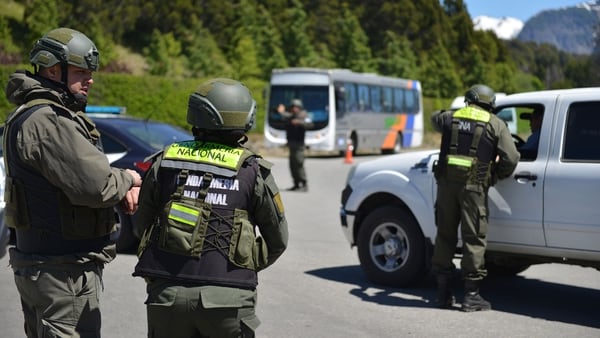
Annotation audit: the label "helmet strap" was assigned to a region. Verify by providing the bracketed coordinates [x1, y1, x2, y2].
[60, 61, 69, 86]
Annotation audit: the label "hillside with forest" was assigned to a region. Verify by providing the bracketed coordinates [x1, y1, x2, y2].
[2, 0, 600, 102]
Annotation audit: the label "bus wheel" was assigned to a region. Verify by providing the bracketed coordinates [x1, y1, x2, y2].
[392, 134, 403, 153]
[382, 134, 402, 154]
[351, 134, 358, 156]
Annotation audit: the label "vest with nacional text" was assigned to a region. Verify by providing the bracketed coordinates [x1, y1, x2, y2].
[134, 140, 263, 290]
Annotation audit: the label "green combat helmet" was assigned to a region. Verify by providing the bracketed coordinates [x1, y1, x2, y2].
[187, 78, 256, 131]
[30, 27, 99, 72]
[464, 84, 496, 111]
[290, 99, 303, 108]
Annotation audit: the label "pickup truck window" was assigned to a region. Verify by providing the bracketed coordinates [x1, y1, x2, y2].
[564, 101, 600, 161]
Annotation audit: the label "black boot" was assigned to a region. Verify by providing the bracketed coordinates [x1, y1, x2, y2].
[287, 182, 300, 191]
[435, 275, 455, 309]
[461, 279, 491, 312]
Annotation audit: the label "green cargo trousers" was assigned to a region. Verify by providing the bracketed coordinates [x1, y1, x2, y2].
[288, 145, 307, 186]
[9, 248, 104, 338]
[431, 178, 489, 280]
[145, 279, 260, 338]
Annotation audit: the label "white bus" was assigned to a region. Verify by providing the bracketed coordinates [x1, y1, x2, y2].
[264, 68, 423, 154]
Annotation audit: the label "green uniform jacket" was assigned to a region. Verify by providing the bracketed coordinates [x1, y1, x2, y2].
[5, 70, 135, 263]
[431, 107, 520, 181]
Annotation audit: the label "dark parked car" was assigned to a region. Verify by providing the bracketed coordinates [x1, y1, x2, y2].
[87, 106, 193, 251]
[0, 107, 191, 253]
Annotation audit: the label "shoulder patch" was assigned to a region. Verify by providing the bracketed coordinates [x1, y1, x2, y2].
[273, 192, 285, 214]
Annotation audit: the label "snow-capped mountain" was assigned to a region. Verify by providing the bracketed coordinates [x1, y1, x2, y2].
[473, 16, 524, 40]
[517, 1, 600, 54]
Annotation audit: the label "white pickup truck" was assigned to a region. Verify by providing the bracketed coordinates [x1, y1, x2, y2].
[339, 88, 600, 287]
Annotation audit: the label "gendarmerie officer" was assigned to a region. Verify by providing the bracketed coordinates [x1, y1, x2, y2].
[133, 78, 288, 337]
[431, 84, 519, 311]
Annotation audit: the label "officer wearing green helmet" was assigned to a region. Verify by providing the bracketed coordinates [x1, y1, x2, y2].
[133, 78, 289, 337]
[430, 84, 519, 312]
[4, 28, 141, 336]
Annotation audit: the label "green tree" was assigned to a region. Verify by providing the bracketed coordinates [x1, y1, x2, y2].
[254, 4, 288, 79]
[461, 46, 488, 87]
[198, 0, 237, 57]
[280, 0, 319, 66]
[377, 31, 419, 79]
[334, 3, 375, 72]
[230, 34, 262, 82]
[0, 16, 20, 63]
[23, 0, 58, 44]
[183, 18, 232, 78]
[228, 0, 262, 82]
[144, 29, 184, 77]
[489, 63, 518, 93]
[420, 42, 462, 98]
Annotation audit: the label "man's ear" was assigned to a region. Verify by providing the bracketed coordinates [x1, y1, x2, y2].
[43, 64, 62, 81]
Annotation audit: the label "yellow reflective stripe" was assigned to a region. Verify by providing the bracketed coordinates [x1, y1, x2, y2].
[169, 203, 200, 226]
[164, 141, 243, 170]
[447, 156, 472, 167]
[453, 107, 490, 123]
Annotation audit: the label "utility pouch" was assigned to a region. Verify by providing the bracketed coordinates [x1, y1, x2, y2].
[229, 209, 267, 271]
[158, 200, 210, 257]
[4, 176, 31, 230]
[58, 193, 115, 239]
[445, 155, 476, 183]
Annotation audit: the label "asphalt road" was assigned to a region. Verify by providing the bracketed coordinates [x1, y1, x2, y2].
[1, 151, 599, 337]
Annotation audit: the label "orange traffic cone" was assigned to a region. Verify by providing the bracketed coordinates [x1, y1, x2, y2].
[344, 140, 354, 164]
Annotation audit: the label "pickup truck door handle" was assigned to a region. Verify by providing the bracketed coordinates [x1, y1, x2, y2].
[514, 172, 538, 181]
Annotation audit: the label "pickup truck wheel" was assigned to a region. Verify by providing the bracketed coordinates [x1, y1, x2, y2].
[357, 206, 426, 287]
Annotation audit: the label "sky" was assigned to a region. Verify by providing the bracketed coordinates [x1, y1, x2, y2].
[463, 0, 586, 21]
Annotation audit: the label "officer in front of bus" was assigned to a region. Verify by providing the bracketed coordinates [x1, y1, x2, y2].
[133, 78, 289, 337]
[431, 84, 519, 312]
[277, 99, 312, 191]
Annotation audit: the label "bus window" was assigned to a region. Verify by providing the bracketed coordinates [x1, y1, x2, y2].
[405, 89, 418, 114]
[344, 82, 358, 113]
[370, 86, 382, 112]
[335, 84, 346, 116]
[267, 85, 329, 129]
[357, 84, 370, 111]
[382, 87, 393, 113]
[393, 87, 405, 113]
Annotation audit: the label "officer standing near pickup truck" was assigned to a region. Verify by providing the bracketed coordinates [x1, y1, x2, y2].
[431, 84, 519, 312]
[133, 78, 288, 337]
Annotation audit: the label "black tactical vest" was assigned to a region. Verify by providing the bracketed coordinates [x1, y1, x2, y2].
[3, 101, 115, 254]
[438, 107, 496, 185]
[134, 141, 262, 290]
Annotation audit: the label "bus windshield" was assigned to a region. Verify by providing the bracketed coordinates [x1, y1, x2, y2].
[267, 85, 329, 130]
